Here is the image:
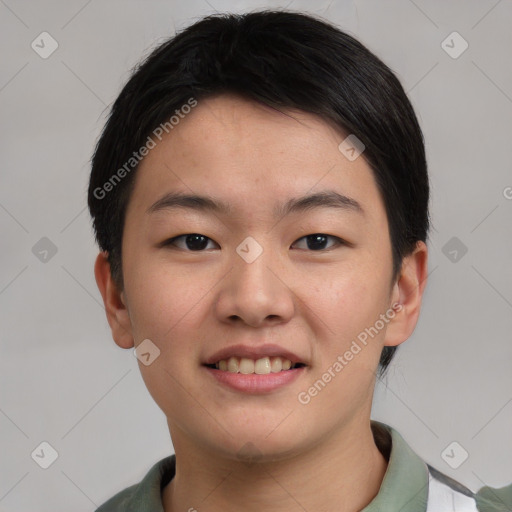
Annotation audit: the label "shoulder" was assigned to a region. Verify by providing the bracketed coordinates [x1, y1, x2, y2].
[95, 482, 138, 512]
[475, 482, 512, 512]
[427, 464, 512, 512]
[95, 455, 176, 512]
[373, 421, 511, 512]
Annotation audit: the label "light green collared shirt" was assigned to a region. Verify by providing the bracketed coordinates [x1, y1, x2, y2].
[95, 421, 512, 511]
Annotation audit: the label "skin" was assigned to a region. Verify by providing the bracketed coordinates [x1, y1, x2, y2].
[95, 94, 428, 512]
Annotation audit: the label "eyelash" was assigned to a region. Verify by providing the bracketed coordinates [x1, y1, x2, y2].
[161, 233, 347, 252]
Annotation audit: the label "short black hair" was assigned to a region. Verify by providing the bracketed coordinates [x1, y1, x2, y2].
[88, 10, 429, 377]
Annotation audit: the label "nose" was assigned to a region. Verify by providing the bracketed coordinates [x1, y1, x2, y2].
[213, 241, 295, 328]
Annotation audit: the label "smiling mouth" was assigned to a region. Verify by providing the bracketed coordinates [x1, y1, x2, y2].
[204, 356, 307, 375]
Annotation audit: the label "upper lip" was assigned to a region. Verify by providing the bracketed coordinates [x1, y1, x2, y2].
[203, 344, 306, 365]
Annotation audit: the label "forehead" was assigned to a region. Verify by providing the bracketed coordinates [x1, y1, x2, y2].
[125, 94, 385, 226]
[167, 94, 346, 161]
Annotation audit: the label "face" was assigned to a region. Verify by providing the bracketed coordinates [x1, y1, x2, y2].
[104, 94, 417, 461]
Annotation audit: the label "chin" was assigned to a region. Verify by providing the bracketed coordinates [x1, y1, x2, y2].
[204, 423, 311, 464]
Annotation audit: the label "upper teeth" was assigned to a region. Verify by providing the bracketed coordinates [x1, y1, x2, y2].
[216, 356, 293, 374]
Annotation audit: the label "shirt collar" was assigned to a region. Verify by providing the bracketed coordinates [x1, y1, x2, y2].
[123, 455, 175, 512]
[363, 420, 429, 511]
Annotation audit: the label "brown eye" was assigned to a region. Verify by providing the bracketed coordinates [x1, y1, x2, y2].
[163, 234, 217, 251]
[292, 234, 344, 251]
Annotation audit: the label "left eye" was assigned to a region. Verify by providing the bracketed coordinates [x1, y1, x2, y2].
[162, 233, 344, 251]
[292, 234, 344, 251]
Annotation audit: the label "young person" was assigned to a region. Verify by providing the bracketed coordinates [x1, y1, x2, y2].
[88, 10, 511, 512]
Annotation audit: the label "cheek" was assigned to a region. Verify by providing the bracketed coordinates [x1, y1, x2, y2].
[298, 265, 391, 412]
[124, 260, 209, 413]
[123, 251, 205, 350]
[305, 258, 391, 335]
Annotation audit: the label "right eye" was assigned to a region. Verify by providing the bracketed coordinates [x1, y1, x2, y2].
[161, 233, 219, 251]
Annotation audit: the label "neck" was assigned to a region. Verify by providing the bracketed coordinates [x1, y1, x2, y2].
[162, 418, 388, 512]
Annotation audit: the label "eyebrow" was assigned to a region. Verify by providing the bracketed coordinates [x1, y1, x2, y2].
[146, 190, 364, 218]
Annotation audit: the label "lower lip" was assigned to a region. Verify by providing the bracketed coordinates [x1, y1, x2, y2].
[203, 366, 305, 393]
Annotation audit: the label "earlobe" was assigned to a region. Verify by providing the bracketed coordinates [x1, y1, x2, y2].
[384, 241, 429, 347]
[94, 252, 134, 349]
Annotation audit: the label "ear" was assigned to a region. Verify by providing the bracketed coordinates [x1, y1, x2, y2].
[94, 251, 134, 349]
[384, 241, 428, 347]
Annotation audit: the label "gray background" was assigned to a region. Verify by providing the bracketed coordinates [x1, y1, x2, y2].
[1, 0, 511, 510]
